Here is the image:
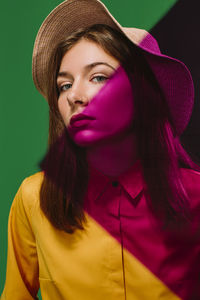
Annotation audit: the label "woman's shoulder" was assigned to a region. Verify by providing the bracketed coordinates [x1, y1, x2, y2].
[21, 171, 44, 194]
[13, 171, 44, 215]
[180, 167, 200, 207]
[180, 167, 200, 185]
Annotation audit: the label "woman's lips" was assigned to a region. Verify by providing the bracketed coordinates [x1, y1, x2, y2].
[70, 113, 95, 127]
[71, 119, 94, 127]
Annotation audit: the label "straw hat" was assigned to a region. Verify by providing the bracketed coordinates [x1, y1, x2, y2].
[32, 0, 194, 135]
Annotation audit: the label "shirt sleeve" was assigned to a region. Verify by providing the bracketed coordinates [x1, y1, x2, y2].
[1, 180, 39, 300]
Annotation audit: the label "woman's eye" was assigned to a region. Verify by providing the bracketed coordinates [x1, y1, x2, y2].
[92, 75, 108, 83]
[59, 83, 72, 92]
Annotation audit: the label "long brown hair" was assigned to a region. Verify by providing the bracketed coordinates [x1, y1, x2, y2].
[39, 24, 197, 233]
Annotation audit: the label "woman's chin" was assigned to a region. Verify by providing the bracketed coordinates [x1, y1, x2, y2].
[70, 130, 107, 147]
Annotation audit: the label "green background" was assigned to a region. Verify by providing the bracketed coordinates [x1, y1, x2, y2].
[0, 0, 177, 298]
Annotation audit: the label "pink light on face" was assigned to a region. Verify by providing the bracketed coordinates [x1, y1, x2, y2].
[68, 65, 135, 147]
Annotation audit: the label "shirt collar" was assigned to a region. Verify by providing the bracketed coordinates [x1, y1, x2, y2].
[87, 160, 144, 202]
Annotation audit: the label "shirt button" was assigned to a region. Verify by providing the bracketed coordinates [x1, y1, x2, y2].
[112, 181, 119, 187]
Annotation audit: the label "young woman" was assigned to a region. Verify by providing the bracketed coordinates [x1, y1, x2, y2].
[1, 0, 200, 299]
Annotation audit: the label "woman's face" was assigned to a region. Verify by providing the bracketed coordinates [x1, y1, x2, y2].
[57, 39, 134, 147]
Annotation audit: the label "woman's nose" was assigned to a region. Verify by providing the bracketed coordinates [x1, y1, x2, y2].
[67, 82, 89, 107]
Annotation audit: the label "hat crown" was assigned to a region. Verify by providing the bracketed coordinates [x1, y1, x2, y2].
[122, 27, 161, 54]
[139, 33, 161, 54]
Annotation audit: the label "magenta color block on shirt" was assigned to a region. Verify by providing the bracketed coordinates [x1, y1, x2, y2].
[84, 160, 200, 299]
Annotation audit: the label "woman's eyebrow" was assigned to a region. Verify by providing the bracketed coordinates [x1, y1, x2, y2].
[57, 62, 116, 79]
[84, 62, 116, 71]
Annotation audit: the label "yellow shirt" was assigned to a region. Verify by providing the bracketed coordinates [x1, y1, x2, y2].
[1, 162, 200, 299]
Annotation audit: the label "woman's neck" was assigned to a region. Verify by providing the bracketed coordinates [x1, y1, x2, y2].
[86, 130, 137, 177]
